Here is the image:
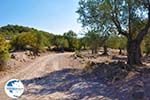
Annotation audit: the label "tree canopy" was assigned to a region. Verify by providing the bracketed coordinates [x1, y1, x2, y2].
[0, 25, 54, 40]
[77, 0, 150, 65]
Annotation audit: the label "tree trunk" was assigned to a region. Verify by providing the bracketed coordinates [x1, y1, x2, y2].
[92, 49, 94, 54]
[119, 48, 122, 55]
[127, 40, 142, 65]
[83, 45, 86, 50]
[94, 47, 97, 54]
[33, 48, 39, 57]
[146, 51, 150, 56]
[102, 45, 108, 55]
[91, 47, 97, 54]
[60, 45, 64, 53]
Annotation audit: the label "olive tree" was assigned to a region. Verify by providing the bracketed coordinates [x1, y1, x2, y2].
[85, 30, 101, 54]
[63, 30, 78, 51]
[77, 0, 150, 65]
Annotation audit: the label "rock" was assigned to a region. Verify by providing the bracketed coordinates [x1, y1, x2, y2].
[25, 50, 31, 56]
[11, 53, 16, 59]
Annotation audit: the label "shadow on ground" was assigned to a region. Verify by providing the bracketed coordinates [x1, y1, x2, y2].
[22, 65, 150, 100]
[112, 55, 150, 65]
[112, 56, 127, 62]
[22, 68, 115, 100]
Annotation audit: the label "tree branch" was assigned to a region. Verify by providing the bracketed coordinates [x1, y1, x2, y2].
[128, 1, 132, 38]
[111, 16, 129, 38]
[109, 1, 129, 38]
[136, 4, 150, 44]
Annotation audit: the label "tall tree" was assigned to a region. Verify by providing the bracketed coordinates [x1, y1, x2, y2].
[77, 0, 150, 65]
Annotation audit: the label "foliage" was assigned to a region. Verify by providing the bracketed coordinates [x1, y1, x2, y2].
[0, 24, 54, 41]
[52, 35, 69, 49]
[0, 35, 9, 70]
[39, 31, 54, 47]
[84, 30, 101, 53]
[32, 31, 48, 51]
[11, 32, 36, 50]
[77, 0, 149, 37]
[0, 24, 54, 52]
[51, 31, 81, 52]
[63, 30, 78, 51]
[83, 29, 109, 54]
[79, 37, 87, 50]
[0, 25, 34, 39]
[11, 31, 50, 52]
[106, 35, 127, 49]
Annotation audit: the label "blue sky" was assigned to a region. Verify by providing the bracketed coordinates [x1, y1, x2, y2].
[0, 0, 82, 35]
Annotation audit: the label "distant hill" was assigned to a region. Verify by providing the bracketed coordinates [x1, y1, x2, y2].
[0, 24, 54, 39]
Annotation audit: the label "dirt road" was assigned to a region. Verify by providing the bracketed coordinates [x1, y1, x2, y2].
[0, 52, 80, 100]
[0, 52, 149, 100]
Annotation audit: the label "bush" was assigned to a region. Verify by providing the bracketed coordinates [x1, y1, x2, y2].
[10, 32, 37, 51]
[0, 35, 9, 70]
[10, 31, 50, 56]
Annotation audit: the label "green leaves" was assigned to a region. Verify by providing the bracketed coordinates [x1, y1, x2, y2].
[0, 25, 33, 39]
[11, 31, 51, 52]
[53, 35, 69, 49]
[84, 30, 103, 51]
[0, 34, 9, 67]
[77, 0, 149, 37]
[63, 30, 78, 50]
[106, 35, 127, 49]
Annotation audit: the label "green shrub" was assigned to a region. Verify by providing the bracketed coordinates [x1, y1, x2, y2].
[0, 35, 9, 70]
